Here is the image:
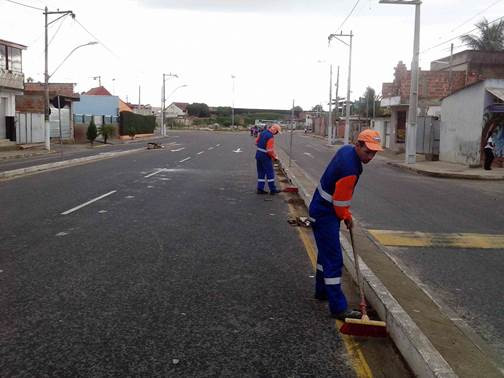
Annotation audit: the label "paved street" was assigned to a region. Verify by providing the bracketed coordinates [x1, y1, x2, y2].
[0, 131, 409, 377]
[277, 131, 504, 363]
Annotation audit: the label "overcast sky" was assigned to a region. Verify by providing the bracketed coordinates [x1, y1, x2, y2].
[1, 0, 503, 110]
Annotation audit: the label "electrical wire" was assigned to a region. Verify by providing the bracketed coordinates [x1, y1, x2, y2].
[3, 0, 43, 11]
[337, 0, 361, 32]
[420, 15, 504, 54]
[450, 0, 503, 32]
[73, 18, 118, 58]
[48, 14, 67, 46]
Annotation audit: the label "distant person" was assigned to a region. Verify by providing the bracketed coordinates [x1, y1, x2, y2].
[484, 134, 495, 170]
[255, 123, 282, 195]
[309, 129, 383, 320]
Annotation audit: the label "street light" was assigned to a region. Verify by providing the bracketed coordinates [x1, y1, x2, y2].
[161, 73, 179, 137]
[165, 84, 188, 130]
[231, 75, 236, 127]
[380, 0, 421, 164]
[49, 42, 98, 78]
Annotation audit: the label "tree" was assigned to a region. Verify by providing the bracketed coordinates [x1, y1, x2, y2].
[312, 104, 324, 113]
[187, 103, 210, 117]
[98, 124, 115, 144]
[292, 105, 303, 118]
[461, 18, 504, 51]
[86, 119, 97, 145]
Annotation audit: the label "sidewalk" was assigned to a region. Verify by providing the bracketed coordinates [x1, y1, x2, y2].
[276, 144, 504, 378]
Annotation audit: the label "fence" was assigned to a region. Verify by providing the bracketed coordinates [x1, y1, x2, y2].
[16, 112, 45, 144]
[416, 116, 440, 159]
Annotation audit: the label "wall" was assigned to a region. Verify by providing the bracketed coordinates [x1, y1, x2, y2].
[440, 81, 485, 165]
[73, 95, 119, 116]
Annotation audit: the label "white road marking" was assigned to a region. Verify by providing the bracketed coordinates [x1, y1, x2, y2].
[147, 185, 154, 188]
[197, 151, 205, 155]
[56, 232, 68, 237]
[61, 190, 117, 215]
[303, 152, 314, 158]
[208, 147, 214, 150]
[171, 147, 185, 152]
[216, 144, 221, 147]
[144, 168, 166, 178]
[125, 195, 135, 199]
[233, 148, 242, 153]
[98, 210, 108, 214]
[179, 157, 191, 163]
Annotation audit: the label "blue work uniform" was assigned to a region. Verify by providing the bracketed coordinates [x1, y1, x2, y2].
[308, 145, 362, 315]
[255, 130, 278, 192]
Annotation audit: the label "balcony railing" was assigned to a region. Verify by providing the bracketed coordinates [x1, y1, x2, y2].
[0, 68, 24, 90]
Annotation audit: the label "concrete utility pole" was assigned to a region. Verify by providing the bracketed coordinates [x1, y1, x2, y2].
[161, 72, 179, 136]
[328, 31, 353, 145]
[380, 0, 421, 164]
[327, 64, 333, 146]
[231, 75, 236, 127]
[289, 99, 295, 168]
[449, 43, 453, 93]
[44, 7, 75, 151]
[335, 65, 340, 120]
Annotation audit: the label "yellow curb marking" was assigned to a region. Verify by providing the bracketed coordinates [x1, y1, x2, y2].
[287, 203, 373, 378]
[369, 230, 504, 249]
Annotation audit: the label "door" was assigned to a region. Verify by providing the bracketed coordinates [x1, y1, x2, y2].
[396, 111, 406, 143]
[0, 97, 6, 139]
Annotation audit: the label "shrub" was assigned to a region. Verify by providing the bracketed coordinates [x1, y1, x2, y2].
[98, 124, 115, 144]
[87, 119, 98, 144]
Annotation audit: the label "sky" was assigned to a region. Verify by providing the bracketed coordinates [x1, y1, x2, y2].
[1, 0, 503, 111]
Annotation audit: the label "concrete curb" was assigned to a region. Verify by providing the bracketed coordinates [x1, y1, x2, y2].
[0, 148, 145, 180]
[386, 161, 504, 180]
[277, 149, 457, 378]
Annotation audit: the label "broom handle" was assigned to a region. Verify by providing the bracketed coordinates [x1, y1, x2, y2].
[349, 228, 367, 317]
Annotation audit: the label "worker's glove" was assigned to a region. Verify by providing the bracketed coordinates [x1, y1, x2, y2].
[344, 217, 354, 230]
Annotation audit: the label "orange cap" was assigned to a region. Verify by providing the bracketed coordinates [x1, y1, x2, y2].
[357, 129, 383, 151]
[269, 124, 282, 134]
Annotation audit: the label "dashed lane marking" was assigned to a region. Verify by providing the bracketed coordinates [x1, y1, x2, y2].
[144, 168, 166, 178]
[61, 190, 117, 215]
[369, 230, 504, 249]
[179, 157, 191, 163]
[208, 147, 214, 150]
[197, 151, 205, 155]
[170, 147, 185, 152]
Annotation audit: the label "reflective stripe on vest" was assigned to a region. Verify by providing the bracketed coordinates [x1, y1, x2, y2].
[316, 264, 323, 272]
[257, 147, 274, 153]
[324, 277, 341, 285]
[317, 183, 351, 207]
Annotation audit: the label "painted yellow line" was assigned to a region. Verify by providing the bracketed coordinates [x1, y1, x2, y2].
[288, 204, 373, 377]
[369, 230, 504, 249]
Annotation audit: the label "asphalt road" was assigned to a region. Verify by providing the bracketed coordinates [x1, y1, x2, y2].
[0, 131, 409, 376]
[277, 131, 504, 360]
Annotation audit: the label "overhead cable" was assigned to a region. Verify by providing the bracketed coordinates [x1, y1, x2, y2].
[3, 0, 43, 11]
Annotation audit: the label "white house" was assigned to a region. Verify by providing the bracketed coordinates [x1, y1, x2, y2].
[165, 102, 188, 118]
[440, 79, 504, 166]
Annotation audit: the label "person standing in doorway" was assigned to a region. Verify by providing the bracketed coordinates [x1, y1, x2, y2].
[309, 129, 383, 320]
[484, 134, 495, 170]
[255, 123, 282, 195]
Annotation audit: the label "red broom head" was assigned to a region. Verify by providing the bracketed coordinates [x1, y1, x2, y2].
[340, 322, 387, 338]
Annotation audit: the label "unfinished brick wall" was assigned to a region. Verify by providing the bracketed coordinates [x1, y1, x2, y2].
[24, 82, 76, 96]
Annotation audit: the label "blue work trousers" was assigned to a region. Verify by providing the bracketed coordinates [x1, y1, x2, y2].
[312, 216, 347, 315]
[256, 157, 277, 191]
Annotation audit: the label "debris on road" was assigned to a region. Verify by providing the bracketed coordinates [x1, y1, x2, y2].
[287, 216, 312, 227]
[147, 142, 164, 149]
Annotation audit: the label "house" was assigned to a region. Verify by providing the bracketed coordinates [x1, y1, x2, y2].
[380, 61, 468, 152]
[72, 86, 131, 142]
[0, 39, 26, 147]
[165, 102, 188, 118]
[430, 50, 504, 81]
[16, 82, 80, 144]
[440, 79, 504, 167]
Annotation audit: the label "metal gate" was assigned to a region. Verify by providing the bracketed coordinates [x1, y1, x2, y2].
[16, 112, 45, 144]
[416, 116, 440, 159]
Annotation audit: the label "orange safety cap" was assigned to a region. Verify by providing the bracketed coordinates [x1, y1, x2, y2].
[357, 129, 383, 151]
[269, 124, 282, 134]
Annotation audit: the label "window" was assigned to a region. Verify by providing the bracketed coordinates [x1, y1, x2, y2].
[7, 47, 22, 73]
[0, 45, 6, 70]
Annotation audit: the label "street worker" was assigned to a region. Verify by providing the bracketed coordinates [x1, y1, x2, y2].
[309, 129, 383, 320]
[255, 123, 282, 195]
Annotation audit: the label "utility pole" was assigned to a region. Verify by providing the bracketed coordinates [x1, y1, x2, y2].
[231, 75, 236, 127]
[328, 31, 353, 144]
[380, 0, 421, 164]
[448, 43, 453, 93]
[335, 66, 340, 119]
[161, 72, 178, 136]
[138, 85, 141, 111]
[327, 64, 333, 146]
[44, 7, 75, 151]
[93, 76, 102, 86]
[289, 99, 295, 168]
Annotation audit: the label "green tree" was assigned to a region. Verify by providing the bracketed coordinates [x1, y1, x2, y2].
[312, 104, 324, 113]
[86, 119, 98, 144]
[461, 18, 504, 51]
[292, 105, 303, 118]
[98, 124, 115, 144]
[187, 103, 210, 117]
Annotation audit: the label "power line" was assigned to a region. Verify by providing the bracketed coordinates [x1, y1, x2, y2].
[337, 0, 361, 32]
[3, 0, 43, 11]
[420, 15, 504, 54]
[48, 14, 68, 46]
[450, 0, 503, 33]
[73, 18, 118, 58]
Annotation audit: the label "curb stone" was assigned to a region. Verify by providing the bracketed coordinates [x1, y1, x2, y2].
[386, 161, 504, 180]
[277, 148, 457, 378]
[0, 148, 145, 180]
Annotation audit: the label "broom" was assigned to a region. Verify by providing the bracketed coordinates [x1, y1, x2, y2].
[339, 227, 387, 337]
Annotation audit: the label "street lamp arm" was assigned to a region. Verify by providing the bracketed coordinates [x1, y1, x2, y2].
[49, 41, 97, 78]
